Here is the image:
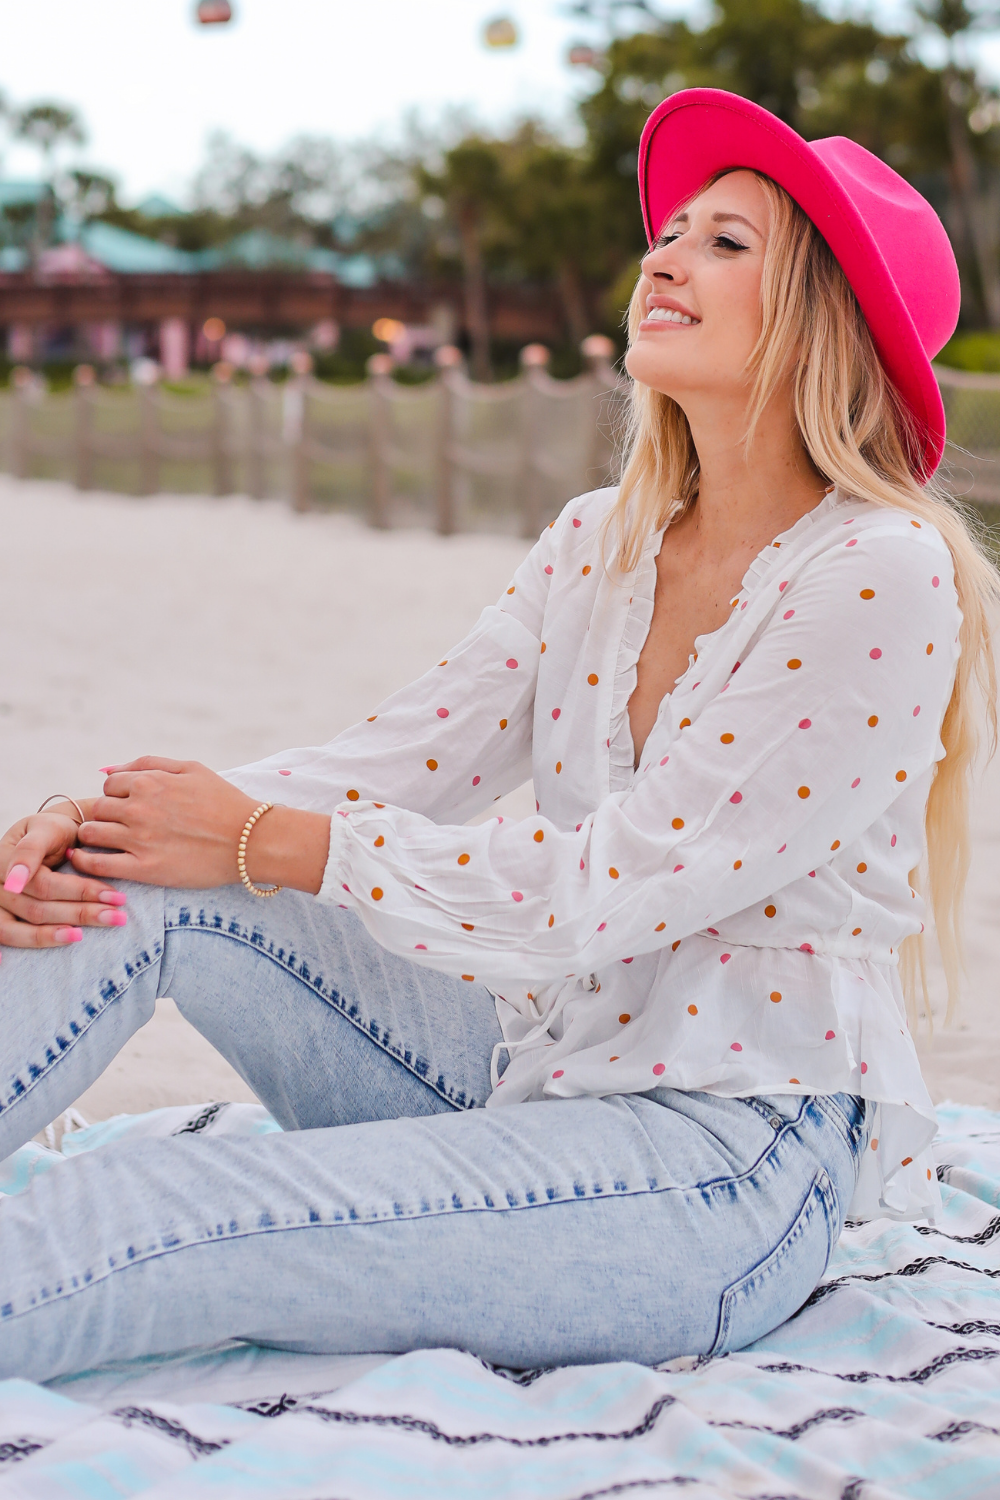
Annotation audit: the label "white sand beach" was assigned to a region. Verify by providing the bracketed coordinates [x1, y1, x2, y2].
[1, 475, 997, 1123]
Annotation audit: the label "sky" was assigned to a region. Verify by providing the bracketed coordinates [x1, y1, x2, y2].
[0, 0, 997, 207]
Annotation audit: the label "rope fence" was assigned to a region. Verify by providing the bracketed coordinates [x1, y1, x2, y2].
[2, 351, 999, 532]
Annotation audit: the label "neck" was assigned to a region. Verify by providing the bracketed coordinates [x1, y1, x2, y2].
[678, 386, 827, 549]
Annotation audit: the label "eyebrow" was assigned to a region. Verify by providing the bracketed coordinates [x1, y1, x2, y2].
[663, 210, 762, 236]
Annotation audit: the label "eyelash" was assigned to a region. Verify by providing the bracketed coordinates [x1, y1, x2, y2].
[658, 233, 749, 253]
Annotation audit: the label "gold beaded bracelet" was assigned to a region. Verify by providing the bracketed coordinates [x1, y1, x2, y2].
[237, 802, 283, 898]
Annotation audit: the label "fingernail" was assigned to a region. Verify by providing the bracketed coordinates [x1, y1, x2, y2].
[98, 889, 127, 906]
[56, 927, 84, 943]
[98, 909, 127, 927]
[99, 766, 116, 774]
[3, 865, 29, 895]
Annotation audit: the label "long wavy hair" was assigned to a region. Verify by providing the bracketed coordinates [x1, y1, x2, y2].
[609, 169, 999, 1023]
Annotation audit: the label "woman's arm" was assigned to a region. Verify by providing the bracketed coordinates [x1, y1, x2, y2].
[0, 804, 127, 947]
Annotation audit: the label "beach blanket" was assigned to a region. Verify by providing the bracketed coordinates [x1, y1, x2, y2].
[1, 1100, 997, 1499]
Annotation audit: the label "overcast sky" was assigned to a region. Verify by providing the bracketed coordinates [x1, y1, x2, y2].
[0, 0, 994, 206]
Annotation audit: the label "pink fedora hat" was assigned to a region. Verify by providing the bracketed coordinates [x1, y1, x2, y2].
[637, 88, 961, 477]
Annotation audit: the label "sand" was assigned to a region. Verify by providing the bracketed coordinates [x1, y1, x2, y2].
[1, 476, 996, 1125]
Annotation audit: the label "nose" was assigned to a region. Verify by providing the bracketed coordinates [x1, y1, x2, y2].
[640, 241, 688, 285]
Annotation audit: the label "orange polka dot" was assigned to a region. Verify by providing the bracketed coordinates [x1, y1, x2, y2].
[426, 759, 438, 771]
[371, 887, 383, 901]
[457, 853, 470, 865]
[720, 732, 735, 744]
[687, 1004, 698, 1015]
[346, 789, 360, 801]
[852, 926, 862, 936]
[587, 672, 599, 685]
[548, 914, 555, 927]
[582, 565, 592, 576]
[540, 642, 546, 654]
[533, 829, 544, 842]
[461, 974, 475, 981]
[619, 1012, 631, 1024]
[901, 1156, 913, 1165]
[671, 939, 682, 952]
[654, 922, 666, 933]
[671, 817, 685, 830]
[609, 866, 619, 879]
[679, 717, 691, 729]
[367, 715, 378, 722]
[895, 770, 907, 782]
[871, 1137, 879, 1151]
[374, 835, 384, 847]
[831, 840, 841, 850]
[438, 660, 448, 667]
[499, 718, 508, 730]
[911, 519, 921, 528]
[857, 862, 868, 873]
[506, 586, 515, 594]
[789, 1077, 800, 1085]
[770, 991, 782, 1002]
[555, 761, 562, 774]
[765, 904, 777, 918]
[868, 715, 879, 727]
[860, 588, 875, 599]
[373, 803, 385, 809]
[926, 642, 934, 654]
[462, 922, 474, 931]
[730, 597, 739, 608]
[927, 1168, 932, 1179]
[609, 1055, 619, 1061]
[733, 859, 742, 869]
[798, 785, 810, 799]
[787, 658, 802, 670]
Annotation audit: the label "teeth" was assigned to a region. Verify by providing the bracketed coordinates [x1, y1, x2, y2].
[647, 306, 695, 324]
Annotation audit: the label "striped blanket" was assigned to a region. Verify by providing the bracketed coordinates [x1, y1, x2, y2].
[1, 1100, 997, 1498]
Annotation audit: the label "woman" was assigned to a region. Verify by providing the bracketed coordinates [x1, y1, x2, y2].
[1, 91, 995, 1382]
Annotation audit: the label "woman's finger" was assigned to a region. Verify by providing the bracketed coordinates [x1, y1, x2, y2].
[0, 892, 127, 929]
[2, 827, 59, 895]
[68, 847, 141, 881]
[0, 912, 84, 949]
[77, 818, 135, 852]
[104, 756, 190, 777]
[22, 865, 125, 907]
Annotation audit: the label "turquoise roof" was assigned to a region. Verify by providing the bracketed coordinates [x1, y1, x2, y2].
[78, 221, 193, 273]
[0, 180, 51, 208]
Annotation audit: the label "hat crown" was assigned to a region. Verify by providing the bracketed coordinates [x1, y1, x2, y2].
[808, 135, 960, 358]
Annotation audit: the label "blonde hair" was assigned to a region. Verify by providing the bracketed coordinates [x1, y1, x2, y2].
[610, 170, 999, 1023]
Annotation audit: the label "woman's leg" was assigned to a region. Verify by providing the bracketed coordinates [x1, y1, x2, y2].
[0, 1088, 866, 1381]
[0, 880, 502, 1159]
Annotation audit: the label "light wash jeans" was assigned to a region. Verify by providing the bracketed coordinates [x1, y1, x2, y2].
[0, 880, 868, 1381]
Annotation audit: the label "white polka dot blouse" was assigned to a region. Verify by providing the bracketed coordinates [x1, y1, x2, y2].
[227, 488, 961, 1223]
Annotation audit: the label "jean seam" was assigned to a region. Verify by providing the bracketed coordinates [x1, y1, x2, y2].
[163, 921, 475, 1113]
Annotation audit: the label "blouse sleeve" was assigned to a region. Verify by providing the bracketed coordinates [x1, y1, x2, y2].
[320, 525, 961, 982]
[223, 508, 564, 825]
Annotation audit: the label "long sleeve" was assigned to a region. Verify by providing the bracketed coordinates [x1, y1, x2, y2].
[223, 505, 567, 825]
[320, 523, 960, 984]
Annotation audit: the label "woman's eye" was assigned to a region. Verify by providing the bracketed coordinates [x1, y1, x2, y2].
[714, 235, 748, 252]
[658, 232, 680, 247]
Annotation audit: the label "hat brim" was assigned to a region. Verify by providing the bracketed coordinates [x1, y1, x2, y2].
[638, 89, 946, 477]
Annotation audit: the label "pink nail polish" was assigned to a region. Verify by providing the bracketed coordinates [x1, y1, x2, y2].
[98, 909, 127, 927]
[98, 889, 127, 906]
[56, 927, 84, 943]
[3, 865, 29, 895]
[99, 766, 116, 774]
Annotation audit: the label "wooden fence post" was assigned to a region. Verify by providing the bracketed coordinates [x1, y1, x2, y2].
[138, 380, 159, 496]
[247, 375, 269, 499]
[8, 368, 31, 479]
[287, 352, 314, 512]
[211, 363, 235, 496]
[73, 364, 95, 491]
[580, 334, 620, 487]
[518, 344, 550, 539]
[366, 353, 393, 529]
[433, 345, 463, 536]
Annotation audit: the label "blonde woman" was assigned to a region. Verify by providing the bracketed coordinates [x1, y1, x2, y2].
[1, 89, 995, 1381]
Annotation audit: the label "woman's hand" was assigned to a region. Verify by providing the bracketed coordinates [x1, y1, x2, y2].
[68, 758, 258, 889]
[0, 811, 127, 948]
[68, 757, 332, 896]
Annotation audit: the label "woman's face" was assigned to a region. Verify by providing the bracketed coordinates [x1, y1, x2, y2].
[624, 170, 770, 405]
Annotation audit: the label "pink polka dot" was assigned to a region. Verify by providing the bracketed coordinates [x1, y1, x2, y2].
[783, 609, 795, 620]
[846, 538, 857, 547]
[932, 575, 940, 587]
[660, 756, 669, 766]
[777, 843, 786, 853]
[552, 708, 561, 720]
[472, 775, 481, 785]
[437, 707, 449, 718]
[597, 922, 607, 932]
[730, 1042, 743, 1052]
[342, 883, 350, 892]
[852, 777, 861, 788]
[496, 816, 504, 824]
[622, 957, 634, 964]
[552, 1069, 564, 1079]
[652, 1063, 666, 1076]
[572, 517, 582, 527]
[730, 791, 743, 804]
[707, 928, 719, 936]
[799, 718, 811, 729]
[825, 1029, 835, 1040]
[673, 864, 684, 873]
[741, 601, 747, 610]
[415, 943, 427, 950]
[890, 834, 897, 847]
[506, 658, 518, 669]
[860, 1061, 868, 1074]
[843, 518, 854, 525]
[511, 891, 523, 902]
[913, 705, 921, 717]
[778, 580, 788, 591]
[720, 953, 731, 964]
[580, 858, 585, 869]
[801, 943, 815, 954]
[544, 564, 553, 574]
[278, 769, 291, 776]
[808, 870, 816, 878]
[576, 823, 583, 831]
[869, 648, 882, 660]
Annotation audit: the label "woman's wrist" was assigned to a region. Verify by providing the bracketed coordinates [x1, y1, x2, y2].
[242, 805, 332, 896]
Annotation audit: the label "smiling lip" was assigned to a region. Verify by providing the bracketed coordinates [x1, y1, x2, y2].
[639, 296, 700, 331]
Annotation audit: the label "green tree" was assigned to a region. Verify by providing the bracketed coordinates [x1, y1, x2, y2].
[14, 102, 86, 253]
[420, 139, 506, 380]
